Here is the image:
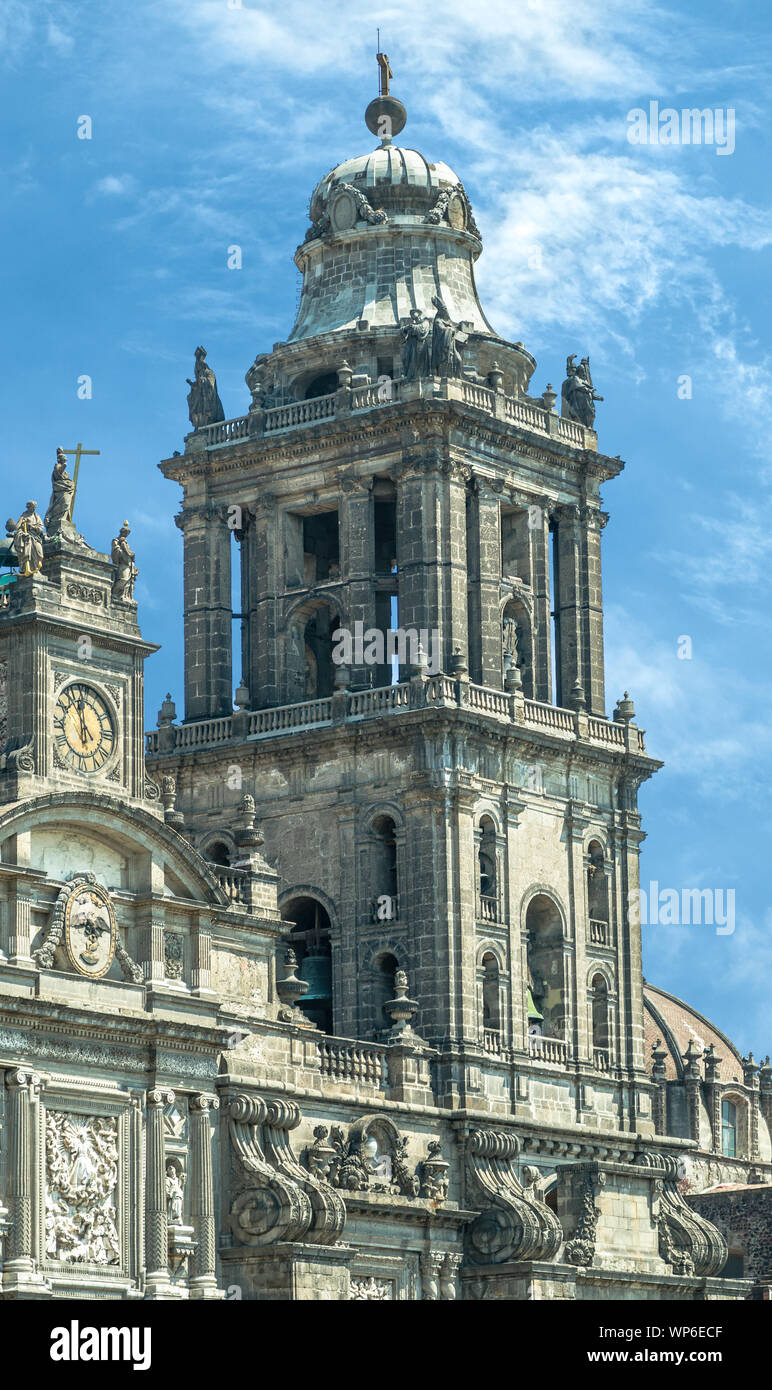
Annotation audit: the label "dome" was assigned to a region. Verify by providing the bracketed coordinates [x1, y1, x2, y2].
[309, 147, 463, 222]
[643, 982, 746, 1083]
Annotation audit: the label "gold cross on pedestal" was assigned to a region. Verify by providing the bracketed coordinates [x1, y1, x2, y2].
[376, 51, 393, 97]
[62, 443, 101, 523]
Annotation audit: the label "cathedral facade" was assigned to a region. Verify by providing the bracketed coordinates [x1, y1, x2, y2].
[0, 75, 768, 1301]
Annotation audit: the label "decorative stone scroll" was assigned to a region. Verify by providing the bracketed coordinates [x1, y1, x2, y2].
[44, 1111, 120, 1265]
[464, 1127, 563, 1266]
[636, 1151, 727, 1278]
[563, 1171, 602, 1267]
[228, 1094, 345, 1248]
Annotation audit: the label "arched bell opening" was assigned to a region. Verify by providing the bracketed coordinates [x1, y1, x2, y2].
[281, 895, 333, 1033]
[525, 893, 567, 1042]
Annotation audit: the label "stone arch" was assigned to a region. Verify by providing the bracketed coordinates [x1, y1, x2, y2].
[500, 592, 534, 697]
[279, 890, 336, 1033]
[283, 593, 346, 703]
[476, 812, 501, 920]
[524, 890, 569, 1043]
[200, 833, 236, 867]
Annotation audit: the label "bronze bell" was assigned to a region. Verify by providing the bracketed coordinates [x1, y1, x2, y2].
[298, 950, 332, 1030]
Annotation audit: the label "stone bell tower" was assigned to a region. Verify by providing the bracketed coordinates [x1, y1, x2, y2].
[148, 68, 660, 1132]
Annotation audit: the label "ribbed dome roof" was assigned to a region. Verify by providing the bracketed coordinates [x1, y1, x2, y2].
[309, 146, 461, 221]
[643, 982, 746, 1083]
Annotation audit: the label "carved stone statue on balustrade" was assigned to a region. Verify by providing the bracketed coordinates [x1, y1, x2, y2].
[561, 354, 603, 428]
[111, 521, 138, 600]
[430, 294, 464, 378]
[44, 448, 75, 536]
[400, 309, 432, 380]
[11, 501, 45, 576]
[186, 345, 225, 429]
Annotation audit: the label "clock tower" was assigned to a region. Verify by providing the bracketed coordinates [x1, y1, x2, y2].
[0, 525, 157, 811]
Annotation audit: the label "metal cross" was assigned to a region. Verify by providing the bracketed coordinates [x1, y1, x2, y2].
[377, 51, 393, 97]
[62, 443, 101, 523]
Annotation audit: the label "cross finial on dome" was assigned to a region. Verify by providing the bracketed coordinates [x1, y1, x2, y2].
[365, 45, 407, 148]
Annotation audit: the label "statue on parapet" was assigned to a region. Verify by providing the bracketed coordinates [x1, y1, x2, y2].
[8, 502, 45, 576]
[44, 447, 75, 536]
[111, 521, 137, 601]
[430, 294, 464, 378]
[186, 346, 225, 430]
[561, 354, 603, 428]
[400, 309, 432, 380]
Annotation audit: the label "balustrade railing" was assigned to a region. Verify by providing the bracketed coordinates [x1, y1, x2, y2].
[318, 1037, 388, 1087]
[589, 918, 611, 947]
[211, 864, 249, 904]
[478, 895, 501, 923]
[528, 1035, 569, 1066]
[146, 682, 646, 756]
[593, 1049, 610, 1073]
[264, 393, 337, 432]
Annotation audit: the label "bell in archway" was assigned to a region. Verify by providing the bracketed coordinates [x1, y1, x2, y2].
[298, 950, 332, 1031]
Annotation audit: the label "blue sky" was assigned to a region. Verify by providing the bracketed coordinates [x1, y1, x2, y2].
[3, 0, 771, 1052]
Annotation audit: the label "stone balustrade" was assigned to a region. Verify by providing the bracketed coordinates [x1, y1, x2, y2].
[589, 918, 612, 947]
[189, 375, 597, 451]
[146, 681, 648, 756]
[211, 864, 250, 905]
[528, 1035, 569, 1066]
[318, 1037, 389, 1087]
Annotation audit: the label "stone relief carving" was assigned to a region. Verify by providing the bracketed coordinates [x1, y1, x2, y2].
[350, 1276, 392, 1300]
[305, 1115, 421, 1197]
[464, 1127, 563, 1266]
[34, 874, 143, 983]
[164, 931, 184, 980]
[419, 1139, 450, 1202]
[45, 1111, 120, 1265]
[228, 1094, 345, 1248]
[65, 582, 107, 606]
[563, 1170, 603, 1267]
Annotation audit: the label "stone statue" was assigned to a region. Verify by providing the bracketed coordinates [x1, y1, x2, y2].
[165, 1162, 185, 1226]
[186, 346, 225, 429]
[111, 521, 137, 600]
[561, 354, 603, 428]
[44, 447, 75, 535]
[11, 502, 45, 575]
[502, 613, 518, 661]
[400, 310, 432, 380]
[430, 294, 463, 377]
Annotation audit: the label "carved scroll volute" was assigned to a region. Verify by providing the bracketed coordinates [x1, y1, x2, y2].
[262, 1099, 345, 1245]
[228, 1095, 312, 1247]
[642, 1153, 727, 1278]
[464, 1128, 563, 1266]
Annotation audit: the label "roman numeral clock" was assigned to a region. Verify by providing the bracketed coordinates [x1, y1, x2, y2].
[53, 681, 117, 774]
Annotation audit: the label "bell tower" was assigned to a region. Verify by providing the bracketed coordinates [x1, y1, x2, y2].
[0, 507, 157, 811]
[148, 70, 661, 1130]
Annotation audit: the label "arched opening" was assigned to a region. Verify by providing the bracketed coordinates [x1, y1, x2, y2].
[478, 816, 498, 920]
[304, 371, 339, 400]
[526, 894, 566, 1042]
[481, 952, 501, 1036]
[371, 815, 398, 917]
[721, 1098, 737, 1158]
[587, 840, 610, 945]
[280, 896, 333, 1034]
[501, 598, 533, 697]
[205, 840, 231, 867]
[590, 972, 610, 1059]
[371, 951, 399, 1036]
[286, 599, 342, 702]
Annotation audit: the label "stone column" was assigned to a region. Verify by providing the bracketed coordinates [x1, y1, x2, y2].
[581, 507, 607, 715]
[553, 503, 582, 708]
[615, 810, 647, 1075]
[466, 481, 502, 686]
[4, 1069, 40, 1273]
[340, 478, 375, 688]
[529, 500, 552, 703]
[178, 503, 232, 720]
[189, 1094, 220, 1298]
[248, 492, 281, 709]
[145, 1088, 174, 1293]
[743, 1055, 760, 1161]
[191, 914, 213, 994]
[8, 885, 34, 965]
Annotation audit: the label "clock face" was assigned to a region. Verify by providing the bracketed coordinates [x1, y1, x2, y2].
[53, 682, 116, 773]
